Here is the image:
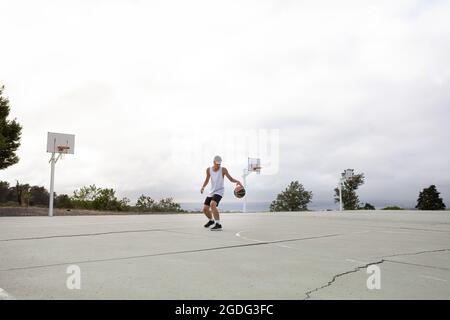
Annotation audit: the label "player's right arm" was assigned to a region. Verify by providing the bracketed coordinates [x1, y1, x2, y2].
[200, 167, 210, 194]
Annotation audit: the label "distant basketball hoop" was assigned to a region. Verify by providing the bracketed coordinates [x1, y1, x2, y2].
[47, 132, 75, 217]
[343, 169, 354, 180]
[248, 158, 262, 175]
[242, 157, 262, 213]
[56, 145, 71, 159]
[57, 145, 70, 152]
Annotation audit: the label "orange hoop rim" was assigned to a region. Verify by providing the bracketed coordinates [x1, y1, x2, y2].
[57, 145, 70, 152]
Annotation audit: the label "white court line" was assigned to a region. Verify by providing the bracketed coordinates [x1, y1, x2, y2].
[346, 230, 409, 235]
[235, 231, 293, 249]
[235, 229, 375, 250]
[0, 288, 16, 300]
[419, 275, 450, 283]
[351, 231, 371, 234]
[235, 229, 372, 250]
[235, 231, 265, 243]
[378, 231, 410, 234]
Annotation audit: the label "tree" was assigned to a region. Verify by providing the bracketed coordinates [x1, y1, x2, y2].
[71, 185, 99, 209]
[334, 173, 365, 210]
[72, 185, 98, 202]
[56, 194, 73, 209]
[11, 180, 30, 206]
[416, 185, 446, 210]
[156, 197, 183, 212]
[0, 85, 22, 170]
[360, 203, 375, 210]
[91, 188, 129, 211]
[136, 195, 156, 212]
[135, 195, 184, 213]
[22, 190, 32, 207]
[1, 182, 50, 207]
[0, 180, 10, 202]
[91, 188, 117, 210]
[71, 185, 129, 211]
[29, 186, 50, 206]
[270, 181, 313, 212]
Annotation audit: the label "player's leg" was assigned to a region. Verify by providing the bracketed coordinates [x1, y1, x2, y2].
[210, 195, 223, 231]
[203, 204, 212, 219]
[210, 201, 220, 221]
[203, 198, 215, 228]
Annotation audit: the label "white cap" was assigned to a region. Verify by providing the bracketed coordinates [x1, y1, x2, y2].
[213, 155, 222, 164]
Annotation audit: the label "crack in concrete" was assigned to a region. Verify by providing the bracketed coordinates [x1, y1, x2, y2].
[303, 259, 385, 300]
[303, 247, 450, 300]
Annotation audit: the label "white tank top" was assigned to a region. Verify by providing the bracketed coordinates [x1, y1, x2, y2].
[209, 166, 224, 197]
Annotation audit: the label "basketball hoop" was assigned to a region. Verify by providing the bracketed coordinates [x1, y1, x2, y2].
[46, 132, 75, 217]
[242, 158, 262, 213]
[248, 158, 262, 174]
[339, 168, 355, 212]
[251, 166, 262, 174]
[56, 145, 70, 160]
[57, 145, 70, 153]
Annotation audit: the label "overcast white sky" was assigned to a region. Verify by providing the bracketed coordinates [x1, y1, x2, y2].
[1, 0, 449, 209]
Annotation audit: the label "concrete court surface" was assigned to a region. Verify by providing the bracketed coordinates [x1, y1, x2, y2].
[0, 210, 449, 300]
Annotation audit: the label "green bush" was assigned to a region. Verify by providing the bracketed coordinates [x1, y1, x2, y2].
[0, 201, 19, 207]
[71, 185, 129, 211]
[56, 194, 73, 209]
[1, 181, 182, 213]
[382, 206, 403, 210]
[156, 197, 183, 212]
[135, 195, 184, 213]
[136, 195, 156, 212]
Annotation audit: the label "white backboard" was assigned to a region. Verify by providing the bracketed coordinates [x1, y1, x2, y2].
[47, 132, 75, 154]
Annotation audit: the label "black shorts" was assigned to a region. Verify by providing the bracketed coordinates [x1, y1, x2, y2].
[204, 194, 222, 206]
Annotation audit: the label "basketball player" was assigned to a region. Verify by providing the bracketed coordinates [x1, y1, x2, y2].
[201, 155, 243, 231]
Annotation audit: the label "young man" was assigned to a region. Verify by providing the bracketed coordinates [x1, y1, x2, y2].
[201, 155, 243, 231]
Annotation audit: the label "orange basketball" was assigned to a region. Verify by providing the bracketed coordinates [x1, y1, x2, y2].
[234, 186, 246, 198]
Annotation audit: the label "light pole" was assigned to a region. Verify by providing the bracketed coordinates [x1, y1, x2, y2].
[339, 169, 354, 212]
[49, 152, 57, 217]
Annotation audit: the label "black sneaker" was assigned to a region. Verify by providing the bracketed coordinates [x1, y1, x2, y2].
[204, 220, 215, 228]
[210, 223, 222, 231]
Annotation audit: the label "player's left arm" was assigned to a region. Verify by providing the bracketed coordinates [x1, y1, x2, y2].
[223, 167, 243, 187]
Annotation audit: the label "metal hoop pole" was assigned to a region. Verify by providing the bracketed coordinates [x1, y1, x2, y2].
[49, 153, 56, 217]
